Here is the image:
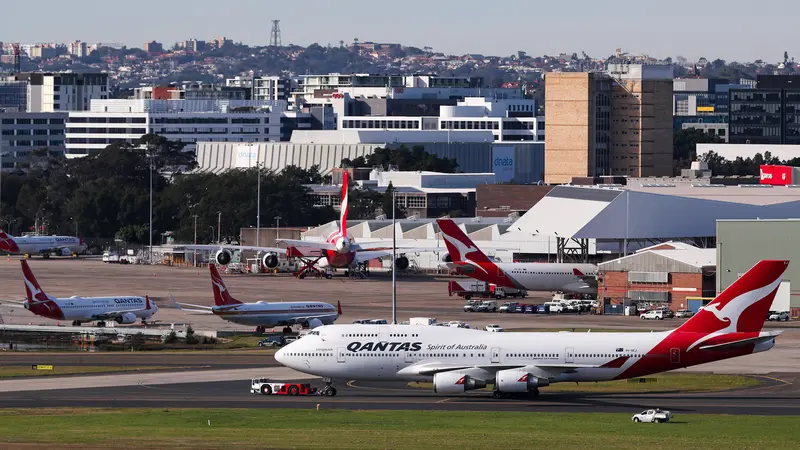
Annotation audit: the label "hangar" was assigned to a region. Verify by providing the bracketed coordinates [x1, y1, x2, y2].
[511, 184, 800, 262]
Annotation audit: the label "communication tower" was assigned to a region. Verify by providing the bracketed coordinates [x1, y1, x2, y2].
[270, 20, 282, 47]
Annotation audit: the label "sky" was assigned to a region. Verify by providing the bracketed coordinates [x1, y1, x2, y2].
[2, 0, 796, 62]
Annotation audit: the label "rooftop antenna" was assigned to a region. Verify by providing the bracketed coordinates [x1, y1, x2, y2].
[270, 20, 282, 47]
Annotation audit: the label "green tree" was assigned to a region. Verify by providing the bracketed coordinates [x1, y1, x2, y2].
[342, 146, 458, 173]
[673, 129, 725, 175]
[382, 182, 407, 219]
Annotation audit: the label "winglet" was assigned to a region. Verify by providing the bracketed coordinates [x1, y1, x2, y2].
[337, 300, 342, 316]
[340, 171, 349, 235]
[209, 264, 242, 306]
[171, 295, 182, 310]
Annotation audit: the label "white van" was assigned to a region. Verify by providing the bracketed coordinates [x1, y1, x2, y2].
[543, 301, 567, 313]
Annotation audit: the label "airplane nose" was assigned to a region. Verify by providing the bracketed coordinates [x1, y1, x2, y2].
[275, 347, 286, 364]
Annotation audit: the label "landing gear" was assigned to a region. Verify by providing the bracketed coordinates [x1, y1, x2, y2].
[71, 321, 80, 327]
[282, 326, 292, 334]
[491, 388, 539, 399]
[255, 326, 266, 334]
[530, 388, 540, 398]
[96, 321, 106, 327]
[320, 378, 337, 397]
[492, 389, 504, 399]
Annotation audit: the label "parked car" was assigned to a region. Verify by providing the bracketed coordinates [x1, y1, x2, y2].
[463, 300, 480, 312]
[640, 310, 666, 320]
[257, 335, 286, 347]
[476, 301, 498, 312]
[675, 309, 694, 318]
[283, 335, 301, 344]
[484, 324, 504, 332]
[537, 304, 550, 314]
[632, 409, 673, 423]
[499, 302, 520, 313]
[768, 311, 790, 322]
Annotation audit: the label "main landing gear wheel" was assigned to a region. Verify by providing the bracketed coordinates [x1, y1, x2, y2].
[255, 326, 266, 334]
[71, 321, 80, 326]
[261, 385, 272, 395]
[530, 388, 540, 398]
[492, 390, 503, 399]
[97, 321, 106, 327]
[321, 378, 337, 397]
[282, 326, 292, 334]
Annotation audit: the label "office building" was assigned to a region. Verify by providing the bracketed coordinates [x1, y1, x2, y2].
[673, 78, 752, 142]
[729, 75, 800, 145]
[544, 64, 673, 184]
[179, 39, 205, 53]
[28, 45, 57, 60]
[13, 72, 109, 112]
[68, 41, 88, 58]
[0, 80, 27, 112]
[0, 112, 67, 169]
[65, 99, 283, 157]
[225, 76, 294, 102]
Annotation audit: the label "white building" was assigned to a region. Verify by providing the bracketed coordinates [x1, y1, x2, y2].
[68, 41, 88, 58]
[65, 99, 283, 158]
[696, 143, 800, 162]
[337, 97, 542, 143]
[15, 72, 109, 113]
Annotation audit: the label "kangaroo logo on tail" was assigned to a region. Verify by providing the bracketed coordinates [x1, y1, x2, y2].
[0, 230, 20, 253]
[437, 219, 490, 275]
[21, 260, 51, 303]
[680, 260, 788, 351]
[209, 264, 241, 306]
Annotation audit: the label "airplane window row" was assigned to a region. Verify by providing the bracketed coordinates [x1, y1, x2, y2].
[575, 353, 641, 358]
[286, 353, 332, 357]
[507, 353, 557, 358]
[351, 353, 400, 357]
[389, 333, 418, 338]
[343, 334, 377, 338]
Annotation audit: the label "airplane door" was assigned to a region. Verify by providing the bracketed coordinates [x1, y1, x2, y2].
[491, 347, 500, 363]
[670, 348, 680, 364]
[337, 348, 346, 363]
[565, 347, 574, 363]
[379, 326, 389, 342]
[405, 351, 414, 363]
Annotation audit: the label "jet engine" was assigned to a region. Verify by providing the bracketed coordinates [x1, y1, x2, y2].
[215, 249, 232, 265]
[115, 312, 137, 325]
[262, 253, 279, 269]
[395, 256, 409, 270]
[495, 369, 550, 393]
[433, 372, 487, 394]
[60, 248, 72, 256]
[303, 318, 324, 329]
[442, 253, 452, 263]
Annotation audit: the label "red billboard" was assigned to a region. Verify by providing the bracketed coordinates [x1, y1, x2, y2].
[760, 165, 794, 185]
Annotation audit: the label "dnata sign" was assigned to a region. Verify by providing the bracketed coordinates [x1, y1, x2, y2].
[492, 146, 515, 183]
[235, 145, 259, 168]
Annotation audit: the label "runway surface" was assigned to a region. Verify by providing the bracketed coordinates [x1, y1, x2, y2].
[0, 371, 798, 415]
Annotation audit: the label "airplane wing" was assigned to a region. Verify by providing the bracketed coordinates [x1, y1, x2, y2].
[90, 306, 152, 321]
[0, 299, 27, 307]
[399, 361, 602, 377]
[179, 244, 284, 254]
[277, 239, 335, 251]
[353, 247, 447, 264]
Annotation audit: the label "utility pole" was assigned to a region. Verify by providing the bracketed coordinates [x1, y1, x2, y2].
[256, 162, 261, 249]
[149, 153, 153, 263]
[391, 190, 397, 325]
[276, 216, 281, 240]
[193, 215, 198, 267]
[217, 211, 222, 244]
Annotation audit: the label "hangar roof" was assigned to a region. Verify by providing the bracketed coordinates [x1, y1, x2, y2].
[512, 185, 800, 240]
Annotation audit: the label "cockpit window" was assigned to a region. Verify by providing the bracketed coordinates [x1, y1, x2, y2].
[308, 331, 320, 336]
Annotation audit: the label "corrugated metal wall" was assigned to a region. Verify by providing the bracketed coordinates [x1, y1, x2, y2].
[196, 141, 546, 183]
[599, 252, 702, 274]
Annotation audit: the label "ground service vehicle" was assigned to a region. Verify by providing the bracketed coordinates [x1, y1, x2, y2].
[675, 310, 694, 318]
[641, 310, 666, 320]
[476, 301, 498, 312]
[632, 409, 673, 423]
[499, 302, 520, 313]
[410, 317, 437, 326]
[485, 324, 504, 332]
[768, 311, 790, 322]
[250, 379, 330, 396]
[258, 336, 286, 347]
[448, 280, 526, 301]
[275, 260, 788, 399]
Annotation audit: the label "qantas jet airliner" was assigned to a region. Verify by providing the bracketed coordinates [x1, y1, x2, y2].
[437, 219, 598, 294]
[0, 229, 86, 258]
[276, 259, 788, 397]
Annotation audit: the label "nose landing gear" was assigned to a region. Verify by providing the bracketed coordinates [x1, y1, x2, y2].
[319, 378, 337, 397]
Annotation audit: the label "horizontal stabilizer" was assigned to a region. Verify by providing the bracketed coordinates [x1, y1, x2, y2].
[698, 332, 782, 351]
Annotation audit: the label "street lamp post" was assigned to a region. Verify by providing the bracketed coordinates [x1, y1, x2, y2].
[149, 153, 153, 264]
[391, 190, 397, 325]
[275, 216, 281, 240]
[217, 211, 222, 244]
[208, 226, 215, 243]
[193, 215, 198, 267]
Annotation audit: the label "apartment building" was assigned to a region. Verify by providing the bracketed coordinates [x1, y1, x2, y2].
[13, 72, 109, 112]
[544, 65, 673, 184]
[0, 112, 67, 169]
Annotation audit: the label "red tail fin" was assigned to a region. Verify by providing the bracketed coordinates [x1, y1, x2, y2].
[337, 301, 342, 316]
[678, 260, 789, 335]
[437, 219, 491, 263]
[209, 264, 242, 306]
[0, 229, 20, 253]
[340, 171, 349, 235]
[145, 295, 152, 310]
[21, 260, 51, 303]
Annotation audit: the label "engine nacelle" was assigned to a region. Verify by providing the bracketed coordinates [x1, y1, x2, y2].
[495, 369, 550, 393]
[442, 253, 452, 263]
[115, 312, 137, 325]
[303, 318, 324, 329]
[262, 253, 279, 269]
[433, 372, 487, 394]
[215, 249, 232, 265]
[395, 256, 409, 270]
[60, 248, 72, 256]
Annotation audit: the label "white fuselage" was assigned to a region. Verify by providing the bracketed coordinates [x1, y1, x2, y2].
[30, 296, 157, 322]
[11, 235, 86, 256]
[498, 263, 598, 293]
[275, 324, 773, 383]
[211, 301, 338, 327]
